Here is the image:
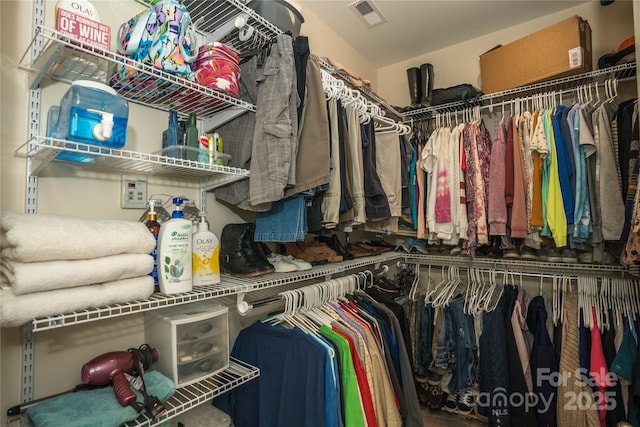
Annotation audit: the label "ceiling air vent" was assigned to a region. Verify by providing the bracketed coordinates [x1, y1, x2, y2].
[349, 0, 387, 29]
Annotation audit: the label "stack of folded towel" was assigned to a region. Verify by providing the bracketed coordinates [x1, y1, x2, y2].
[0, 211, 157, 327]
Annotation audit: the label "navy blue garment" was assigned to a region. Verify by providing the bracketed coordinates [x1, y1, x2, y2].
[361, 121, 392, 221]
[214, 322, 327, 427]
[293, 36, 309, 126]
[306, 189, 326, 234]
[365, 297, 423, 427]
[559, 106, 576, 213]
[617, 99, 637, 199]
[552, 106, 574, 225]
[399, 134, 412, 215]
[526, 295, 558, 427]
[418, 303, 435, 377]
[365, 303, 401, 379]
[367, 286, 414, 363]
[479, 287, 511, 427]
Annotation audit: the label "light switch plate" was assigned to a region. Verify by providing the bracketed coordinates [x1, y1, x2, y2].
[121, 175, 147, 209]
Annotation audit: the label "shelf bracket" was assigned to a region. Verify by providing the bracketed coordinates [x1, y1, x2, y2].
[203, 13, 251, 46]
[237, 292, 251, 316]
[201, 107, 250, 133]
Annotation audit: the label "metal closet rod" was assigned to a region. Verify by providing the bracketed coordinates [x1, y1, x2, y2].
[404, 61, 637, 120]
[398, 259, 629, 279]
[314, 54, 404, 119]
[236, 266, 389, 315]
[439, 76, 635, 119]
[321, 66, 410, 132]
[418, 264, 607, 282]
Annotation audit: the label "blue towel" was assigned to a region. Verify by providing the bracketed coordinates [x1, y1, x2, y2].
[26, 371, 175, 427]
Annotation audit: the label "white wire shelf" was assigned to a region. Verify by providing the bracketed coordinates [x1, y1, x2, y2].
[16, 136, 250, 186]
[183, 0, 283, 52]
[27, 252, 402, 332]
[364, 226, 418, 238]
[122, 357, 259, 427]
[401, 253, 630, 277]
[8, 358, 258, 427]
[402, 61, 637, 120]
[19, 27, 256, 120]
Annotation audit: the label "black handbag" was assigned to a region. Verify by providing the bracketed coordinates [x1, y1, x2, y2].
[430, 84, 483, 106]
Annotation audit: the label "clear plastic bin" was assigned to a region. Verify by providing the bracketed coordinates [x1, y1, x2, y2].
[156, 146, 231, 166]
[145, 302, 229, 388]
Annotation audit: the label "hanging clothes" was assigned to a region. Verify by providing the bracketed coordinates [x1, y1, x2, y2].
[620, 100, 640, 244]
[319, 324, 368, 427]
[488, 118, 508, 237]
[543, 108, 568, 247]
[552, 106, 575, 230]
[216, 280, 426, 427]
[249, 33, 299, 208]
[345, 104, 367, 226]
[479, 286, 512, 426]
[361, 121, 392, 222]
[511, 115, 529, 240]
[569, 104, 592, 241]
[556, 293, 600, 427]
[450, 123, 466, 244]
[518, 112, 538, 248]
[415, 140, 427, 238]
[283, 56, 331, 198]
[529, 110, 548, 230]
[374, 130, 403, 233]
[322, 97, 342, 229]
[214, 54, 261, 211]
[593, 103, 625, 242]
[214, 321, 327, 427]
[505, 286, 537, 427]
[338, 103, 356, 226]
[526, 295, 559, 427]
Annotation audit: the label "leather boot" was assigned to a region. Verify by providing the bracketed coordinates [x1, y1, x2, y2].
[420, 63, 434, 106]
[246, 223, 276, 270]
[406, 67, 422, 108]
[219, 223, 274, 278]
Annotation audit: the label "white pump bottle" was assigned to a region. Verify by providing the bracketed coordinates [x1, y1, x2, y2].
[192, 212, 220, 286]
[157, 198, 193, 294]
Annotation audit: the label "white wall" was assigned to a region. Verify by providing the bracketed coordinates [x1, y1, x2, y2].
[299, 4, 378, 90]
[377, 0, 635, 107]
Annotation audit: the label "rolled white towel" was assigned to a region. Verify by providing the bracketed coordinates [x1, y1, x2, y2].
[1, 211, 156, 262]
[1, 254, 153, 295]
[0, 276, 155, 327]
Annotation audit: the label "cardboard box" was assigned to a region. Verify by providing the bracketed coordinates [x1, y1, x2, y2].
[480, 15, 592, 94]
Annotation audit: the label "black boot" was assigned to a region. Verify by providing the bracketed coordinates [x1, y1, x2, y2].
[246, 223, 275, 268]
[406, 67, 422, 108]
[219, 223, 274, 278]
[420, 63, 434, 107]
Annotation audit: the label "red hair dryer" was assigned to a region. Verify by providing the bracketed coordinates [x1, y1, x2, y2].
[81, 344, 161, 416]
